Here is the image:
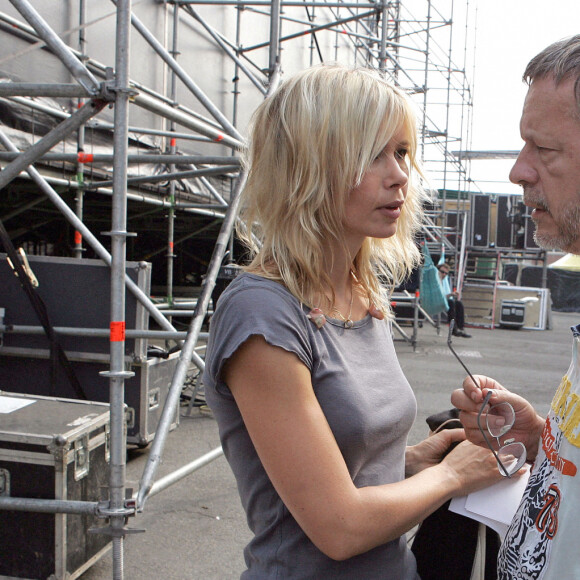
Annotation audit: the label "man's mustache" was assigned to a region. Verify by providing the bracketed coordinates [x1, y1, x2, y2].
[523, 190, 550, 214]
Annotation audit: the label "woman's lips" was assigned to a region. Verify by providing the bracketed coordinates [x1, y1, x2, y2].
[378, 204, 402, 219]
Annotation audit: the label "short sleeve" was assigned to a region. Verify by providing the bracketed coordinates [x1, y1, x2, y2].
[203, 275, 314, 396]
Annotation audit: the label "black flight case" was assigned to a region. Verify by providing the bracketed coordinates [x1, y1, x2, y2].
[0, 391, 111, 579]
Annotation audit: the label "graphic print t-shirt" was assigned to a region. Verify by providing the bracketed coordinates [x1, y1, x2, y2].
[498, 323, 580, 580]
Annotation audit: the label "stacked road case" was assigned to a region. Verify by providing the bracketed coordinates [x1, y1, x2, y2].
[0, 392, 111, 579]
[0, 253, 179, 446]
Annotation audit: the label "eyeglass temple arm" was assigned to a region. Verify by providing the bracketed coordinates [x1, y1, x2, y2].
[447, 321, 480, 388]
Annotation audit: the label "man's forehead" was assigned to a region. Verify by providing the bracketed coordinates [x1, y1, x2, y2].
[522, 76, 580, 136]
[524, 76, 577, 116]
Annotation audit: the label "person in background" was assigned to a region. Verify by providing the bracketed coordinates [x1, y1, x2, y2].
[437, 261, 471, 338]
[451, 35, 580, 580]
[203, 64, 504, 579]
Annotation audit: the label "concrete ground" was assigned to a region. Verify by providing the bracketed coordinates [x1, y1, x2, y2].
[81, 310, 578, 580]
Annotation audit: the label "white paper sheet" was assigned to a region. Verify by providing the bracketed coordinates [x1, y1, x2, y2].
[0, 395, 36, 414]
[449, 466, 530, 539]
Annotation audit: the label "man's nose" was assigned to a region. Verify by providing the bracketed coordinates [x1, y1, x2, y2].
[509, 147, 537, 186]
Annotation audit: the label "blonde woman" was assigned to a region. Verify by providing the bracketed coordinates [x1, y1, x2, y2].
[203, 64, 504, 579]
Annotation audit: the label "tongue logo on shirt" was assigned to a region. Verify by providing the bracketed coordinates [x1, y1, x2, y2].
[535, 484, 560, 539]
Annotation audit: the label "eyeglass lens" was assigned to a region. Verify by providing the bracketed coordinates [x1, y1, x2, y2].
[497, 442, 527, 476]
[486, 402, 515, 438]
[482, 401, 527, 477]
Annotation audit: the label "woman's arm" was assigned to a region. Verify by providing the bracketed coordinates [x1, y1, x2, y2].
[224, 335, 506, 561]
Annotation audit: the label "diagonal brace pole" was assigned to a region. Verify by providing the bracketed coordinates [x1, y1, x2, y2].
[0, 99, 107, 191]
[136, 169, 247, 511]
[9, 0, 102, 95]
[111, 0, 242, 141]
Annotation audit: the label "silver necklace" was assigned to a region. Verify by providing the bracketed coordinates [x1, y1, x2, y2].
[331, 276, 355, 329]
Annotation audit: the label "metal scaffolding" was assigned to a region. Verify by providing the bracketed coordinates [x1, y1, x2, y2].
[0, 1, 478, 578]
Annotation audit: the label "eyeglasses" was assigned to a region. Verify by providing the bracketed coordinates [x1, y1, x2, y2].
[447, 321, 527, 477]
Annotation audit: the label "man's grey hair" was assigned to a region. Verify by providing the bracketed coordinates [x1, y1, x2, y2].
[524, 35, 580, 108]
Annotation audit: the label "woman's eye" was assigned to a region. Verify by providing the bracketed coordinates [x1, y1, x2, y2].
[374, 146, 408, 162]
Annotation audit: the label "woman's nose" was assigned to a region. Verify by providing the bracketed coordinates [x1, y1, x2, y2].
[383, 156, 408, 189]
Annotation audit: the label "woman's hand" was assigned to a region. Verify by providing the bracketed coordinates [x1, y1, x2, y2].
[450, 375, 545, 462]
[408, 431, 518, 496]
[405, 428, 466, 476]
[439, 440, 513, 495]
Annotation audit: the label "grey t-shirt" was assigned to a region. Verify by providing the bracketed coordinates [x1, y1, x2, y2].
[204, 273, 419, 579]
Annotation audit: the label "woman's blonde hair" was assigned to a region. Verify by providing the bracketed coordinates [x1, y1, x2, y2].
[237, 63, 427, 316]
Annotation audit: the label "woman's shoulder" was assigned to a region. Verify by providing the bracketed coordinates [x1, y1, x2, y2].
[214, 272, 306, 327]
[221, 272, 299, 305]
[206, 272, 315, 378]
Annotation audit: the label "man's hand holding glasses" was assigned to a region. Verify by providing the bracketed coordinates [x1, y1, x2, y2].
[447, 321, 543, 477]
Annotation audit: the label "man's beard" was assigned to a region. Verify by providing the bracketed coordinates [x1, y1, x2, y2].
[524, 189, 580, 252]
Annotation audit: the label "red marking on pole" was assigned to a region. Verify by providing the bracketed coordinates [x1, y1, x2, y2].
[74, 231, 82, 245]
[169, 242, 174, 250]
[110, 321, 126, 342]
[77, 152, 94, 163]
[214, 134, 224, 142]
[170, 138, 177, 147]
